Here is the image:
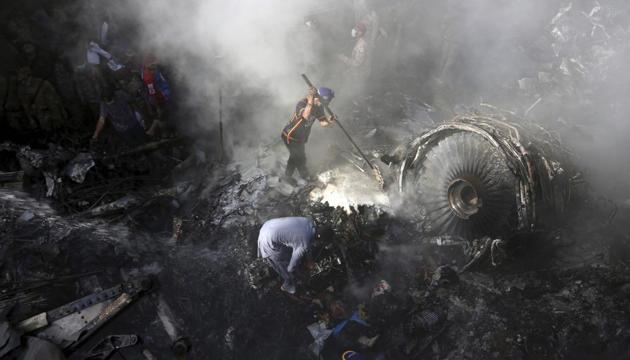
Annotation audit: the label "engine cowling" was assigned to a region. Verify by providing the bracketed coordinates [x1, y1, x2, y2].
[397, 114, 579, 241]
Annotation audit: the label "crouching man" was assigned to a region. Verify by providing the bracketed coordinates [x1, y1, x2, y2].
[257, 217, 320, 294]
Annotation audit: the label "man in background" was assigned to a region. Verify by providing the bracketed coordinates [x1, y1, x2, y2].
[339, 22, 368, 71]
[91, 86, 145, 145]
[140, 55, 171, 137]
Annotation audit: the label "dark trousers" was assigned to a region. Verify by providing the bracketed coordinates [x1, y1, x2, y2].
[285, 141, 308, 177]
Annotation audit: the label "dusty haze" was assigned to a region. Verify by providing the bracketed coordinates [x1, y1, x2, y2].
[100, 0, 630, 198]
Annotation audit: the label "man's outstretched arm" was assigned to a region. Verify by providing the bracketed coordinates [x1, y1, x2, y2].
[287, 246, 307, 273]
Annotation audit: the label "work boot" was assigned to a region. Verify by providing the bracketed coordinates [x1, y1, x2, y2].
[281, 281, 296, 294]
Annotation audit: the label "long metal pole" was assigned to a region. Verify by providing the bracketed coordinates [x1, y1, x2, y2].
[300, 74, 375, 170]
[219, 89, 224, 162]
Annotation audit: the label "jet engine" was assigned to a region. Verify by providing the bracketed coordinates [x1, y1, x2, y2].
[395, 114, 580, 241]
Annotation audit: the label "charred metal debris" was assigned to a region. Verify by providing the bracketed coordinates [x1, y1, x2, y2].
[0, 102, 626, 359]
[1, 122, 628, 359]
[385, 112, 584, 241]
[1, 1, 630, 359]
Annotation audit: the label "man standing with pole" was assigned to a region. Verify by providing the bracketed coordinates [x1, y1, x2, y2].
[281, 85, 336, 184]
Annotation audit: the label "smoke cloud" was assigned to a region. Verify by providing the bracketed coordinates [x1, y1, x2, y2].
[103, 0, 350, 158]
[96, 0, 630, 197]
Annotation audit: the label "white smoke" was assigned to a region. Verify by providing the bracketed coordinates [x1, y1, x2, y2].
[101, 0, 630, 198]
[110, 1, 342, 145]
[132, 0, 309, 95]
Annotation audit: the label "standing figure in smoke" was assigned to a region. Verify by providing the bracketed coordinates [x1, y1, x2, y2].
[140, 54, 171, 137]
[91, 86, 145, 145]
[339, 22, 368, 69]
[281, 86, 335, 184]
[339, 22, 369, 74]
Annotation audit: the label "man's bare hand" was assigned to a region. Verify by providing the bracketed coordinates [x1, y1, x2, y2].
[306, 86, 317, 105]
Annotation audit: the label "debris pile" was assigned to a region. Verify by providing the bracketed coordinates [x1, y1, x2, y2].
[1, 1, 630, 359]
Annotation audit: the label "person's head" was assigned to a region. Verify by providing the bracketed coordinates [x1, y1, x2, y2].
[317, 87, 335, 105]
[351, 22, 367, 38]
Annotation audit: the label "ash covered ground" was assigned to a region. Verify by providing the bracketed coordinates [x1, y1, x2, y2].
[1, 1, 630, 359]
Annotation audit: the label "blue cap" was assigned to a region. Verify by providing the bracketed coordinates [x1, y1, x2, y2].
[318, 87, 335, 103]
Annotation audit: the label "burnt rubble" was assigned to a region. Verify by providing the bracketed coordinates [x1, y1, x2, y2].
[1, 143, 629, 359]
[1, 1, 630, 360]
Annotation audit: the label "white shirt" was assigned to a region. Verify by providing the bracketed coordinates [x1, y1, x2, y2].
[257, 217, 316, 272]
